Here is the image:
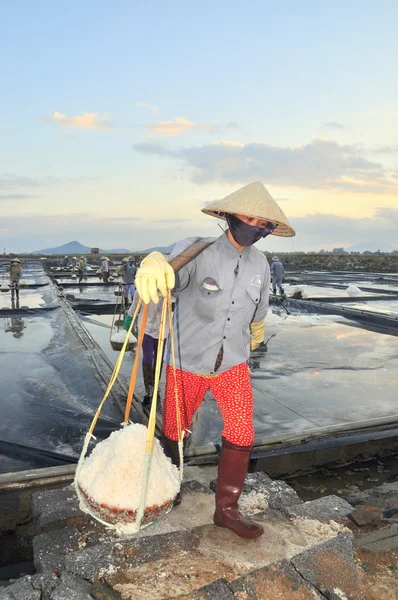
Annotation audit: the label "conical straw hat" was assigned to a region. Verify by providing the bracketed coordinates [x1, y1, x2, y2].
[201, 181, 295, 238]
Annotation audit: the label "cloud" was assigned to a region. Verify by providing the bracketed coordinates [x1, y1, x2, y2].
[134, 143, 175, 157]
[134, 137, 398, 193]
[374, 207, 398, 224]
[144, 119, 237, 137]
[145, 117, 216, 136]
[0, 172, 99, 192]
[0, 194, 38, 200]
[322, 122, 347, 130]
[290, 209, 398, 249]
[136, 101, 160, 114]
[44, 112, 114, 130]
[0, 174, 40, 190]
[371, 146, 398, 155]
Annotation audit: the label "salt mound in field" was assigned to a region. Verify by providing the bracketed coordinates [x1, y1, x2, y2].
[76, 423, 180, 526]
[288, 286, 309, 299]
[346, 285, 361, 297]
[111, 330, 137, 344]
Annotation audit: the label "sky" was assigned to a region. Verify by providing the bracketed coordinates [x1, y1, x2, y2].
[1, 0, 398, 253]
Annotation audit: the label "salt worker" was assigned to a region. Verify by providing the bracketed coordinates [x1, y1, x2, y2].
[100, 256, 110, 283]
[8, 258, 23, 300]
[270, 255, 285, 296]
[135, 181, 295, 539]
[121, 256, 137, 303]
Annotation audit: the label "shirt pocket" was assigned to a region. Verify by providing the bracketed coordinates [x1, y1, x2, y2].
[192, 277, 223, 321]
[244, 285, 261, 322]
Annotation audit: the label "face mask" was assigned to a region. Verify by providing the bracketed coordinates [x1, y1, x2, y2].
[226, 214, 278, 247]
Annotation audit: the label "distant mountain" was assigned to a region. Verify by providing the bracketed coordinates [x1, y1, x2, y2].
[134, 244, 176, 254]
[32, 240, 133, 255]
[345, 241, 398, 253]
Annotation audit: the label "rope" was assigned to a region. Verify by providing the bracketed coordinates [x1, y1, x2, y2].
[167, 290, 184, 479]
[75, 289, 183, 535]
[123, 303, 148, 424]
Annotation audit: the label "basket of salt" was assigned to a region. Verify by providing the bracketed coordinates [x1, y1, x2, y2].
[71, 273, 77, 280]
[0, 282, 10, 293]
[75, 295, 183, 535]
[76, 423, 180, 529]
[110, 330, 137, 351]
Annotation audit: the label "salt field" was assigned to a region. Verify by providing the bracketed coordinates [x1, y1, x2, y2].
[0, 258, 397, 473]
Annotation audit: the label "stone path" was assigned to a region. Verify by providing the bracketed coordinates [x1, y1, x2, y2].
[2, 467, 398, 599]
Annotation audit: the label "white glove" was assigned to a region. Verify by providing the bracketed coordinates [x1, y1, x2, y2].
[135, 251, 175, 304]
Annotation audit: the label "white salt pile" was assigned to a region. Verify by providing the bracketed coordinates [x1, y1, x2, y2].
[0, 283, 10, 292]
[288, 286, 309, 299]
[77, 423, 180, 512]
[71, 273, 77, 279]
[111, 330, 137, 344]
[346, 284, 361, 297]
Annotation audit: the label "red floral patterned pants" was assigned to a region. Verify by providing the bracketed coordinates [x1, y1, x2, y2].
[162, 363, 254, 446]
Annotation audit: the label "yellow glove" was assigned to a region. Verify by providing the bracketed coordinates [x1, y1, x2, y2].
[250, 320, 265, 351]
[135, 251, 175, 304]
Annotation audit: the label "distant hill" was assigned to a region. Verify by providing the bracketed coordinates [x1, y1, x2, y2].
[345, 241, 398, 253]
[134, 244, 176, 254]
[32, 241, 133, 255]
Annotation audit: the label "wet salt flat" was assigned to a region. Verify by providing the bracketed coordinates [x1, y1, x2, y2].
[284, 283, 383, 299]
[341, 300, 398, 316]
[1, 260, 397, 472]
[188, 309, 398, 449]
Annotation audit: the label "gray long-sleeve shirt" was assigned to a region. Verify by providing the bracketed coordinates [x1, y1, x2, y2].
[270, 259, 285, 279]
[166, 232, 270, 375]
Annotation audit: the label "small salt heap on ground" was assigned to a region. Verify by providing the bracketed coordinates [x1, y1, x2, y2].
[0, 282, 10, 292]
[71, 273, 77, 279]
[289, 286, 308, 299]
[111, 330, 137, 344]
[346, 284, 361, 297]
[77, 423, 180, 523]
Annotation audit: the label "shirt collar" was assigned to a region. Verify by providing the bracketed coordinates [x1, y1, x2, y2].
[219, 232, 253, 262]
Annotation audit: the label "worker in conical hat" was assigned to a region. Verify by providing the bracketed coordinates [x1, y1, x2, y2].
[100, 256, 110, 283]
[8, 258, 23, 301]
[271, 255, 285, 296]
[121, 256, 137, 303]
[135, 181, 295, 539]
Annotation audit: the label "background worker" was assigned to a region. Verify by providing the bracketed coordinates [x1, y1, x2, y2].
[124, 289, 167, 405]
[135, 181, 295, 539]
[121, 256, 137, 304]
[71, 256, 77, 270]
[8, 258, 23, 301]
[100, 256, 110, 282]
[270, 256, 285, 296]
[63, 255, 71, 269]
[77, 256, 87, 283]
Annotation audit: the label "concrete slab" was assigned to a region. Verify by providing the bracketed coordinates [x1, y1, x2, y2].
[230, 560, 324, 600]
[196, 515, 344, 575]
[33, 525, 80, 572]
[284, 495, 354, 522]
[354, 524, 398, 553]
[176, 578, 237, 600]
[0, 577, 41, 600]
[33, 485, 84, 531]
[291, 533, 359, 599]
[49, 573, 92, 600]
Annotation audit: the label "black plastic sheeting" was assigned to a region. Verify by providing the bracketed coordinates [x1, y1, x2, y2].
[0, 264, 124, 474]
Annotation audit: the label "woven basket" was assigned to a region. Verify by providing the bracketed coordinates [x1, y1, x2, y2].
[114, 290, 122, 296]
[78, 484, 174, 527]
[110, 339, 135, 352]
